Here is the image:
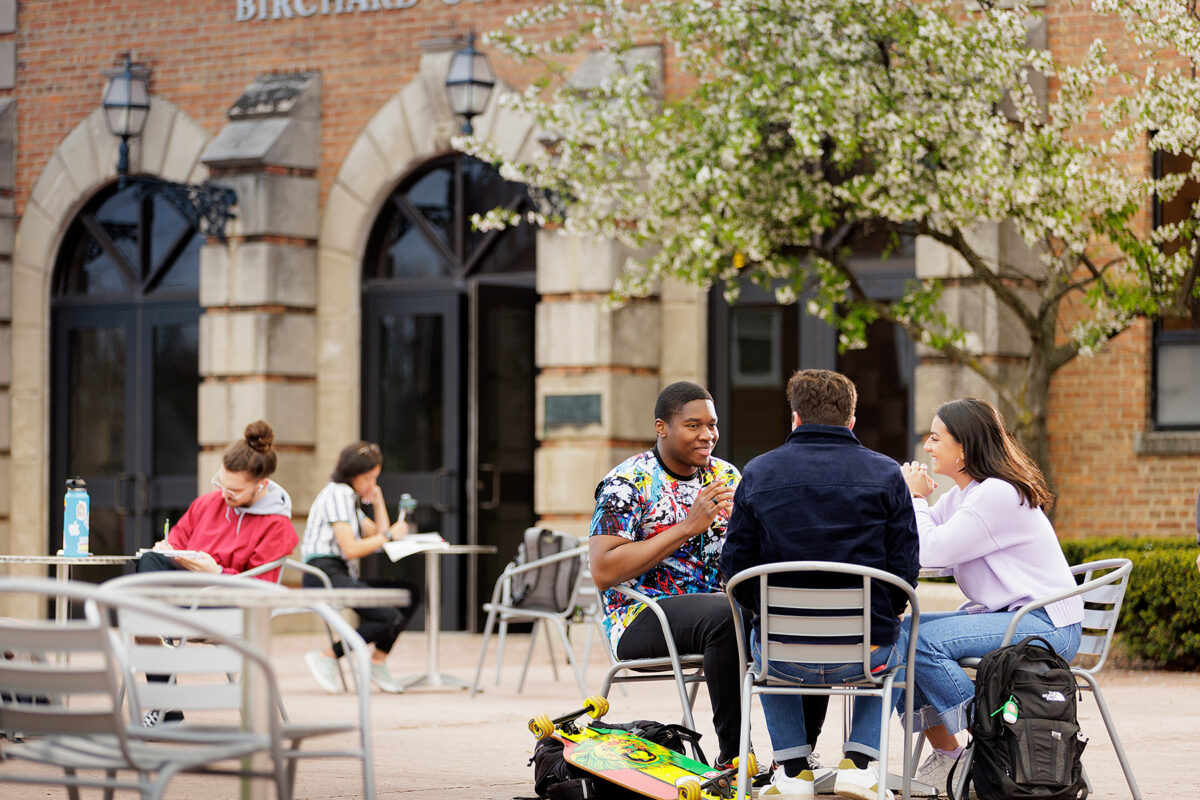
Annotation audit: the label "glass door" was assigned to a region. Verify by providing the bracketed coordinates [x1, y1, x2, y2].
[50, 302, 199, 576]
[467, 280, 537, 629]
[50, 180, 203, 582]
[361, 290, 463, 627]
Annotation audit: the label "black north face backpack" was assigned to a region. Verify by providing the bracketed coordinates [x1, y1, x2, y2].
[949, 636, 1088, 800]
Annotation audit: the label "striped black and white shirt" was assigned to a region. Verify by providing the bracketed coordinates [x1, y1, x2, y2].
[302, 481, 366, 576]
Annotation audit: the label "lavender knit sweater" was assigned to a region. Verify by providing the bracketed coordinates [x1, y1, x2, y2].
[912, 478, 1084, 628]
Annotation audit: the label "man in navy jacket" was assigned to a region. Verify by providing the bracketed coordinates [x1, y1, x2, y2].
[721, 369, 918, 800]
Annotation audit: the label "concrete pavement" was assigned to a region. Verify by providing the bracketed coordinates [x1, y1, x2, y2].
[157, 624, 1195, 799]
[4, 597, 1193, 799]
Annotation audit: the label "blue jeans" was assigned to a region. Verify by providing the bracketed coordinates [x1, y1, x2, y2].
[893, 608, 1082, 735]
[752, 629, 898, 761]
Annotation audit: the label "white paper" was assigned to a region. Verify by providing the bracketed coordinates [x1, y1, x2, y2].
[382, 533, 448, 562]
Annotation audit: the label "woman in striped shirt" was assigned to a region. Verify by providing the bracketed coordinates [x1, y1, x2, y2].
[301, 441, 418, 693]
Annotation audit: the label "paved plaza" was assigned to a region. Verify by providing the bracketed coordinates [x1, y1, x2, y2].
[51, 619, 1192, 800]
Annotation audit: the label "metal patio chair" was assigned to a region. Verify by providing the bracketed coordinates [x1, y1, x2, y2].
[726, 561, 921, 800]
[0, 575, 289, 800]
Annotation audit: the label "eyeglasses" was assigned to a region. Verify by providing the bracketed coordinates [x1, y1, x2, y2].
[211, 471, 262, 500]
[357, 443, 381, 457]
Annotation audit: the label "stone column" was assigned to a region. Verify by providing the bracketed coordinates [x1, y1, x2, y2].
[198, 74, 321, 522]
[533, 233, 662, 536]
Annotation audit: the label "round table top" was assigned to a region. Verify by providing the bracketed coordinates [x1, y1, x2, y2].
[118, 585, 412, 608]
[435, 544, 497, 555]
[0, 553, 137, 565]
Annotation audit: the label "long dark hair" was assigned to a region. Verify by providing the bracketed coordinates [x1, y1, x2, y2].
[331, 441, 381, 485]
[936, 398, 1054, 510]
[222, 420, 277, 480]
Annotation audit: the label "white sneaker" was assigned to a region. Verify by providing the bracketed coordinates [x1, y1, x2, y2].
[914, 749, 957, 795]
[304, 650, 342, 694]
[369, 661, 404, 693]
[808, 752, 836, 786]
[761, 764, 815, 799]
[834, 758, 893, 800]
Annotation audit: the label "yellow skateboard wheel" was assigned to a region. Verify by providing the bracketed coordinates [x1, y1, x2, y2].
[677, 779, 702, 800]
[584, 695, 609, 719]
[529, 714, 554, 740]
[729, 753, 757, 776]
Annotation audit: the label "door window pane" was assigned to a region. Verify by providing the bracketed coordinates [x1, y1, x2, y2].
[153, 322, 199, 474]
[377, 312, 445, 473]
[67, 326, 126, 477]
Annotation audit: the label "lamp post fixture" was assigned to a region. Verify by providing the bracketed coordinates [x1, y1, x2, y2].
[101, 53, 151, 177]
[100, 53, 238, 241]
[445, 32, 495, 135]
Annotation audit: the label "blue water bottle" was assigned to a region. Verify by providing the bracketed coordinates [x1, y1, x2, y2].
[62, 477, 90, 557]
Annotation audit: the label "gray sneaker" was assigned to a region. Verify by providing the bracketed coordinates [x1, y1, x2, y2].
[304, 650, 342, 694]
[370, 662, 404, 694]
[914, 749, 956, 796]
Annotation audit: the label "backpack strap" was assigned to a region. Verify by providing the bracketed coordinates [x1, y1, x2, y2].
[945, 742, 972, 800]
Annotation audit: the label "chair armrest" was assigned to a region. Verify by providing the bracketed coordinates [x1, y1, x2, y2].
[1000, 558, 1133, 646]
[237, 556, 289, 582]
[281, 558, 335, 589]
[483, 546, 589, 607]
[609, 584, 691, 667]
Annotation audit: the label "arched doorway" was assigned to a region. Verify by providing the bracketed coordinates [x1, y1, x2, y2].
[360, 153, 537, 629]
[49, 181, 203, 576]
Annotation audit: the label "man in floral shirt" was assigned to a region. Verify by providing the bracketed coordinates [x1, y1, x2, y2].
[589, 381, 743, 766]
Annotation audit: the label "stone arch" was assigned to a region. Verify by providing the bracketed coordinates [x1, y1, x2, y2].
[314, 51, 538, 468]
[9, 98, 214, 553]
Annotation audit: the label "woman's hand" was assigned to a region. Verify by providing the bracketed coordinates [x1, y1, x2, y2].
[360, 482, 383, 505]
[901, 461, 936, 498]
[174, 551, 221, 574]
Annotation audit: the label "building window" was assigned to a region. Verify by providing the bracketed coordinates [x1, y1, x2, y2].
[1152, 150, 1200, 429]
[1154, 302, 1200, 427]
[731, 308, 782, 388]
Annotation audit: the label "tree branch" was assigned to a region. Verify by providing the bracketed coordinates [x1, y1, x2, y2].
[916, 222, 1040, 335]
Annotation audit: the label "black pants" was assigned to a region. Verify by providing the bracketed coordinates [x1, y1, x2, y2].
[304, 557, 419, 657]
[616, 592, 827, 764]
[135, 551, 184, 573]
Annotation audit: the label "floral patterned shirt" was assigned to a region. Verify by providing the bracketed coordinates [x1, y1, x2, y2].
[589, 448, 741, 651]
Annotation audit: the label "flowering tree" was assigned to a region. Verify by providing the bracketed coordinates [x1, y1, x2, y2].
[465, 0, 1200, 468]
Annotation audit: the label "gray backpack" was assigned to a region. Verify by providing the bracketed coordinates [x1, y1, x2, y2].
[510, 528, 582, 614]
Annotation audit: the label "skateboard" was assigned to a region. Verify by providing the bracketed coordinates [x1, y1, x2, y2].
[529, 696, 755, 800]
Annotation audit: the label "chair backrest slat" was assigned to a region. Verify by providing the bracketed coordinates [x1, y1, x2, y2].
[127, 642, 244, 674]
[1081, 605, 1117, 630]
[138, 680, 244, 711]
[1077, 632, 1106, 657]
[766, 585, 863, 610]
[765, 613, 864, 638]
[764, 641, 866, 665]
[118, 605, 245, 639]
[1082, 582, 1124, 605]
[0, 708, 120, 736]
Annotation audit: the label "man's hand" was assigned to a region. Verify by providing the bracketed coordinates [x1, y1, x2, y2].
[684, 480, 735, 532]
[173, 551, 221, 574]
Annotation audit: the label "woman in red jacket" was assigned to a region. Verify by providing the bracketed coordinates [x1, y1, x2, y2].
[141, 420, 297, 582]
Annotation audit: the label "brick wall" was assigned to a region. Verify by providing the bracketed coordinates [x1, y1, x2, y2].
[1043, 6, 1200, 540]
[14, 1, 1200, 541]
[13, 0, 595, 213]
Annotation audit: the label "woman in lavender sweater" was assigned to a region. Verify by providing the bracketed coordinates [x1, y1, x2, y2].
[898, 398, 1084, 791]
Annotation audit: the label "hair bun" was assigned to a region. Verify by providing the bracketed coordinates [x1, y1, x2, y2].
[243, 420, 275, 453]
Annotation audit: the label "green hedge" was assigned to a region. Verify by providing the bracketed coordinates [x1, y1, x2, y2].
[1061, 537, 1200, 670]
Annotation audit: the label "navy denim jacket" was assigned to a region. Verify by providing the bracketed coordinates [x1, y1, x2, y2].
[720, 424, 919, 646]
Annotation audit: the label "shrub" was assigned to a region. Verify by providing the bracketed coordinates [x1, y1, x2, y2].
[1062, 537, 1200, 670]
